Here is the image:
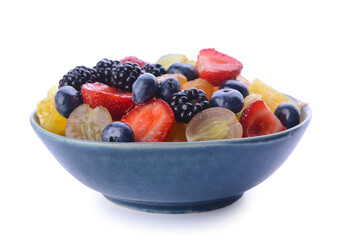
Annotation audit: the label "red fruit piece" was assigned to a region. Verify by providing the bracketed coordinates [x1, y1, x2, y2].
[196, 48, 243, 86]
[81, 82, 135, 120]
[121, 99, 175, 142]
[240, 100, 286, 137]
[120, 56, 148, 68]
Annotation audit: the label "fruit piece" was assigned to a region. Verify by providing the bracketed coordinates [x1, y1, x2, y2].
[157, 74, 187, 87]
[248, 79, 301, 112]
[37, 85, 68, 136]
[156, 54, 195, 69]
[54, 86, 83, 118]
[219, 79, 249, 98]
[121, 99, 174, 142]
[120, 56, 147, 68]
[65, 104, 112, 141]
[132, 73, 159, 104]
[142, 63, 166, 77]
[59, 66, 97, 92]
[81, 82, 135, 120]
[196, 48, 243, 86]
[209, 89, 244, 113]
[169, 88, 210, 123]
[111, 61, 143, 92]
[274, 102, 301, 129]
[37, 97, 68, 136]
[236, 93, 263, 120]
[236, 75, 251, 87]
[93, 58, 121, 85]
[158, 76, 181, 102]
[240, 100, 286, 137]
[47, 84, 59, 97]
[101, 121, 135, 142]
[167, 62, 199, 81]
[165, 121, 187, 142]
[187, 59, 196, 67]
[186, 107, 243, 142]
[182, 78, 214, 99]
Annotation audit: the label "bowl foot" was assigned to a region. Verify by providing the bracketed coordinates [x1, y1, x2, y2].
[103, 194, 243, 214]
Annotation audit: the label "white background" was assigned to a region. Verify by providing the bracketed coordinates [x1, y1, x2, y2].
[1, 0, 340, 239]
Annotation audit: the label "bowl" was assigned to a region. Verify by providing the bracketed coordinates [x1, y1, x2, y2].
[30, 104, 312, 213]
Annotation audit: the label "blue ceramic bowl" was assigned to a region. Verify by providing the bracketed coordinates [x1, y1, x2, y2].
[30, 104, 311, 213]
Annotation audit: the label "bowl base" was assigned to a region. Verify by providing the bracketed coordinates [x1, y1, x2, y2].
[103, 194, 243, 214]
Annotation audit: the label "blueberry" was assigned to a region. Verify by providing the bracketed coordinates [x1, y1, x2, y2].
[219, 80, 249, 98]
[158, 76, 181, 102]
[102, 122, 135, 142]
[209, 89, 244, 113]
[274, 102, 301, 129]
[167, 62, 199, 81]
[132, 73, 159, 104]
[54, 86, 83, 118]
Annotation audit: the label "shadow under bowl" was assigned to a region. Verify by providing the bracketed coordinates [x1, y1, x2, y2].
[30, 104, 312, 213]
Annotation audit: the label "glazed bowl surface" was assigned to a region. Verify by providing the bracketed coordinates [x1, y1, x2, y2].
[30, 104, 312, 213]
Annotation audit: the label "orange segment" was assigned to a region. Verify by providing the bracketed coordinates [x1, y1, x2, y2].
[37, 85, 68, 136]
[157, 73, 187, 88]
[236, 75, 251, 87]
[182, 78, 214, 99]
[165, 121, 187, 142]
[47, 84, 59, 97]
[248, 79, 301, 112]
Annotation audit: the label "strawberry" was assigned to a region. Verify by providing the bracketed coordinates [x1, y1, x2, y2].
[196, 48, 243, 86]
[120, 56, 148, 68]
[121, 99, 175, 142]
[240, 100, 286, 137]
[81, 82, 135, 120]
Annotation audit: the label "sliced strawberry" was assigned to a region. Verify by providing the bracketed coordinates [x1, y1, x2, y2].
[240, 100, 286, 137]
[81, 82, 135, 120]
[196, 48, 243, 86]
[120, 56, 148, 68]
[121, 99, 175, 142]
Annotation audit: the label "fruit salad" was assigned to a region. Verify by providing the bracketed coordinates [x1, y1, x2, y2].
[36, 48, 304, 142]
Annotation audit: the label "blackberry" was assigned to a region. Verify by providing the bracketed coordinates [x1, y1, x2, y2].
[142, 63, 166, 77]
[169, 88, 210, 123]
[59, 66, 98, 92]
[111, 62, 142, 92]
[93, 58, 121, 85]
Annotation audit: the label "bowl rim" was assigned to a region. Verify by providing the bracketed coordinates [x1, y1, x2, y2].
[30, 103, 312, 148]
